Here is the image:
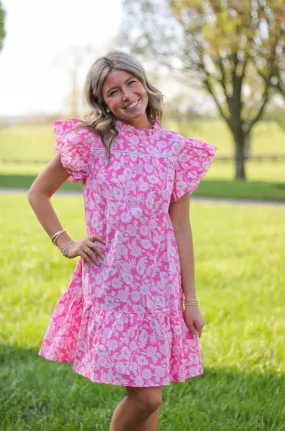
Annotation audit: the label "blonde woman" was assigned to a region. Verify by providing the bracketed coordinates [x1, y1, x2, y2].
[28, 50, 217, 431]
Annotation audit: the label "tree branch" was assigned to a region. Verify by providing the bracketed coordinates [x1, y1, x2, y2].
[246, 82, 271, 133]
[202, 71, 230, 126]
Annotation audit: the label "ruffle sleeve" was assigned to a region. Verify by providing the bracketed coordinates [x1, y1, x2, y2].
[170, 137, 217, 202]
[53, 119, 94, 182]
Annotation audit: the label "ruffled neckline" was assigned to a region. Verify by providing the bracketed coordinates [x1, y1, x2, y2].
[115, 119, 162, 138]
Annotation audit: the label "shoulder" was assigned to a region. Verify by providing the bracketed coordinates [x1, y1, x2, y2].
[158, 127, 188, 158]
[158, 126, 184, 151]
[160, 126, 216, 156]
[53, 118, 100, 148]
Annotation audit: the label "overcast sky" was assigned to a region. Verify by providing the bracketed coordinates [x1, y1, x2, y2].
[0, 0, 122, 116]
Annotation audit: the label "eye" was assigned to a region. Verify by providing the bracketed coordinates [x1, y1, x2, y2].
[128, 80, 136, 85]
[109, 90, 118, 96]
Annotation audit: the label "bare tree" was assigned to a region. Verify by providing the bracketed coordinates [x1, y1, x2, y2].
[120, 0, 285, 179]
[53, 38, 122, 117]
[54, 45, 98, 117]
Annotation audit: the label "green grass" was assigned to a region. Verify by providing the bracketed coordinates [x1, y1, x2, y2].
[168, 119, 285, 156]
[0, 120, 285, 201]
[1, 195, 285, 430]
[0, 124, 55, 160]
[1, 120, 285, 160]
[0, 168, 285, 201]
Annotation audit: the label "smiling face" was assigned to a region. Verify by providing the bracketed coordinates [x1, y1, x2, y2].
[102, 69, 150, 129]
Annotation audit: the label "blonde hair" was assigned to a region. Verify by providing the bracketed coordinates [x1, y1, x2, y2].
[78, 50, 164, 164]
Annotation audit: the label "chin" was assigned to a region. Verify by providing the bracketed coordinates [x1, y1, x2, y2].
[129, 108, 147, 119]
[117, 112, 143, 123]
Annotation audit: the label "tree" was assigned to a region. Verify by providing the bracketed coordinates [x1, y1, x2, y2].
[0, 0, 6, 54]
[53, 45, 96, 117]
[120, 0, 285, 179]
[54, 38, 118, 117]
[163, 93, 204, 125]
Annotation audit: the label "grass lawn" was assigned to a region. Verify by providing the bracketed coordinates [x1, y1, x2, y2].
[0, 162, 285, 201]
[1, 195, 285, 430]
[1, 119, 285, 160]
[0, 120, 285, 201]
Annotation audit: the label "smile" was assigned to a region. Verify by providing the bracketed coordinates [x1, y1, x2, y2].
[124, 99, 140, 110]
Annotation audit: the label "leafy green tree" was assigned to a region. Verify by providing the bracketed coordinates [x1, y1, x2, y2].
[120, 0, 285, 180]
[0, 1, 6, 54]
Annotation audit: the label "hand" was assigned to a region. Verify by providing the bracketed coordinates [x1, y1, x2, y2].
[183, 306, 205, 338]
[67, 234, 105, 265]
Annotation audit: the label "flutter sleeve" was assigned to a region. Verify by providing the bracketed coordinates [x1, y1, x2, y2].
[53, 119, 93, 182]
[170, 137, 217, 202]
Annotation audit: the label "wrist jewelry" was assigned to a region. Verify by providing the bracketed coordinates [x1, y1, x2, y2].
[183, 298, 199, 306]
[51, 229, 66, 245]
[62, 240, 75, 258]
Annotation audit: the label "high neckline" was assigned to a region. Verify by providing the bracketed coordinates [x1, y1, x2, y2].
[115, 119, 162, 138]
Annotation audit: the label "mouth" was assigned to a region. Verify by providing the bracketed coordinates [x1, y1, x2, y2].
[124, 99, 140, 110]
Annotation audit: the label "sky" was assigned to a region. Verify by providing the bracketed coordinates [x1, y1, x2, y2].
[0, 0, 122, 116]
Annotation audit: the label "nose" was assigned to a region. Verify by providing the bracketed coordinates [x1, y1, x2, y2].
[122, 89, 132, 101]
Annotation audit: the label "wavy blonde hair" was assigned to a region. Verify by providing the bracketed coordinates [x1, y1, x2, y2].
[78, 50, 164, 164]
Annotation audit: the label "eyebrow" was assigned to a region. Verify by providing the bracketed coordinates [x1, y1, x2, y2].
[106, 77, 135, 95]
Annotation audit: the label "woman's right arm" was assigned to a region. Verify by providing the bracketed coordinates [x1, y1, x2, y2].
[27, 153, 105, 265]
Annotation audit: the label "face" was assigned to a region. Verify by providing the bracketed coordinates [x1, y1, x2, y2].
[102, 69, 149, 128]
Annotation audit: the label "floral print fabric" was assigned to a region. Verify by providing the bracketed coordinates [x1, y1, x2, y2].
[39, 118, 217, 387]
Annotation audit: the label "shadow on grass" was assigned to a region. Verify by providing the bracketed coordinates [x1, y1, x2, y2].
[1, 344, 285, 431]
[1, 173, 285, 201]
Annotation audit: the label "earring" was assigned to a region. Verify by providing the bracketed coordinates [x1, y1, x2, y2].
[106, 108, 110, 113]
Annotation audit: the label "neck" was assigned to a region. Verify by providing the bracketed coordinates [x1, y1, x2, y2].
[120, 115, 151, 129]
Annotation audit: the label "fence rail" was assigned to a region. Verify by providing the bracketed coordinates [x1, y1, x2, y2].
[214, 154, 285, 162]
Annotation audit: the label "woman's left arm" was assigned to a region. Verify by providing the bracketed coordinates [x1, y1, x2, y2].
[169, 192, 205, 338]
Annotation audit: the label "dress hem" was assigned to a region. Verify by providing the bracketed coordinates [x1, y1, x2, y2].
[38, 353, 204, 387]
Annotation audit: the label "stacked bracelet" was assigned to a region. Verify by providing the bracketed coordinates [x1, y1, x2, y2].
[51, 229, 66, 245]
[183, 298, 199, 306]
[62, 240, 75, 258]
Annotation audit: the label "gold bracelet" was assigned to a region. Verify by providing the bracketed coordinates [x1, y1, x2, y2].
[54, 230, 67, 245]
[51, 229, 66, 244]
[183, 298, 199, 306]
[184, 304, 199, 307]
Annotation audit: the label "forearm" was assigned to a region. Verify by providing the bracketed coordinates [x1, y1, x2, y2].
[173, 225, 196, 299]
[28, 191, 71, 250]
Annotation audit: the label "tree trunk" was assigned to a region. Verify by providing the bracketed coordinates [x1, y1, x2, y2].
[234, 132, 246, 180]
[244, 133, 251, 159]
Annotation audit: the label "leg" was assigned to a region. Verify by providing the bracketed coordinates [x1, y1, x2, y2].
[109, 386, 162, 431]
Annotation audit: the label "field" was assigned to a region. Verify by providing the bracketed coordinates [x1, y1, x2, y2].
[0, 120, 285, 201]
[1, 194, 285, 430]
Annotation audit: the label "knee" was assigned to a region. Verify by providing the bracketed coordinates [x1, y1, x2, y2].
[127, 388, 162, 418]
[134, 395, 162, 418]
[142, 394, 162, 413]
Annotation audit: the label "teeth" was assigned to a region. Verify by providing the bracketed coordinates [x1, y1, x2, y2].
[126, 100, 138, 109]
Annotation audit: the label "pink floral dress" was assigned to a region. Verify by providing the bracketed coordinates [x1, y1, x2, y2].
[39, 118, 217, 387]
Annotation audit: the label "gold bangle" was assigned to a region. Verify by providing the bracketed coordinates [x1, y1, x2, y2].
[51, 229, 64, 242]
[54, 230, 67, 245]
[51, 229, 66, 244]
[183, 298, 199, 306]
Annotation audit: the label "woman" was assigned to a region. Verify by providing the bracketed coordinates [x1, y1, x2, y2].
[28, 50, 217, 431]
